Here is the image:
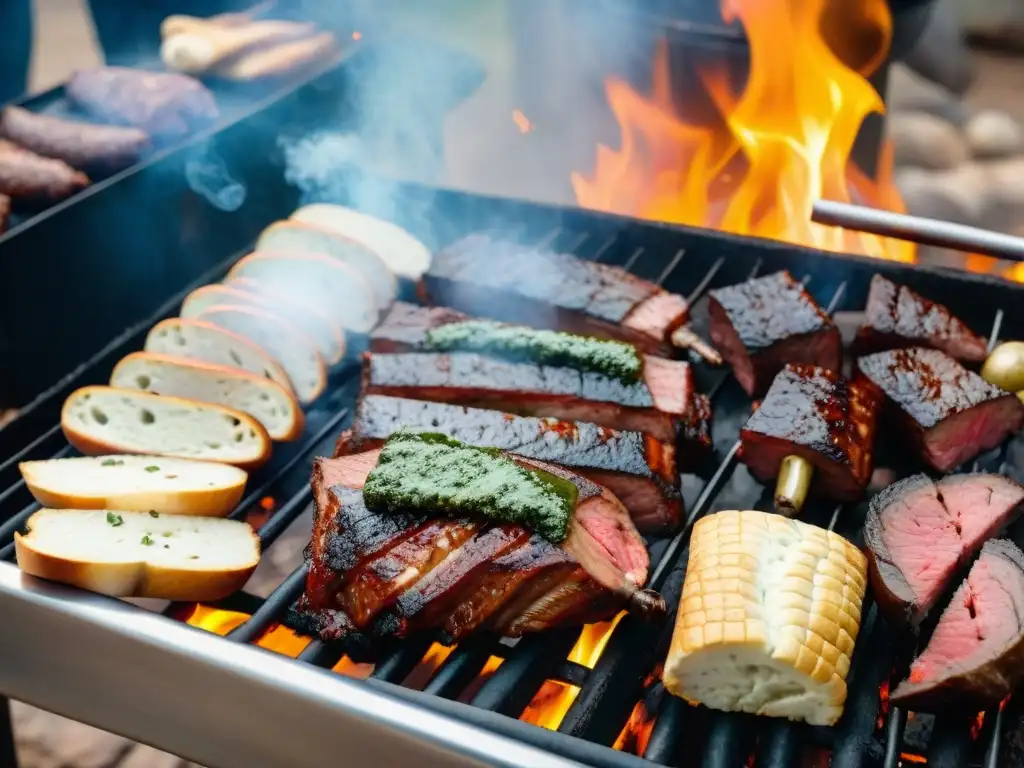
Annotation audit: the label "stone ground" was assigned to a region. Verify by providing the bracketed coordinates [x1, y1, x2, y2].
[9, 1, 1024, 766]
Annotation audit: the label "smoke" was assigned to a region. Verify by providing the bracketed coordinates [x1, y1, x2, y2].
[274, 3, 667, 236]
[185, 145, 247, 212]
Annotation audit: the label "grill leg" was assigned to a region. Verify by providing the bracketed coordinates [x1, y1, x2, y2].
[0, 696, 18, 768]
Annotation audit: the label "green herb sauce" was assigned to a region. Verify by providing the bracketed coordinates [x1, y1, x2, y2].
[424, 321, 642, 385]
[362, 432, 578, 542]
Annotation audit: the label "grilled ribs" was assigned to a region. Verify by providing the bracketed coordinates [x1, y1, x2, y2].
[709, 271, 841, 397]
[853, 274, 988, 362]
[420, 235, 693, 357]
[857, 347, 1024, 472]
[740, 364, 881, 501]
[294, 449, 661, 645]
[335, 394, 683, 533]
[365, 303, 711, 455]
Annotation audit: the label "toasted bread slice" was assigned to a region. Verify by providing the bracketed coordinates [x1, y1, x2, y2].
[110, 352, 304, 441]
[20, 455, 248, 517]
[255, 220, 396, 309]
[227, 251, 379, 339]
[181, 283, 344, 366]
[290, 203, 431, 280]
[15, 508, 260, 601]
[62, 387, 272, 470]
[145, 317, 293, 394]
[194, 304, 326, 404]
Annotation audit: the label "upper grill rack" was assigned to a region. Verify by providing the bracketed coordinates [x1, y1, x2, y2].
[0, 188, 1020, 768]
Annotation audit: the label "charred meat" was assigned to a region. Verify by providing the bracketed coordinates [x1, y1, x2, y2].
[891, 539, 1024, 712]
[865, 472, 1024, 629]
[853, 274, 988, 362]
[366, 302, 711, 454]
[297, 443, 661, 645]
[363, 351, 709, 454]
[708, 271, 841, 397]
[0, 106, 151, 174]
[857, 347, 1024, 472]
[0, 140, 89, 205]
[739, 364, 881, 501]
[66, 67, 218, 141]
[421, 235, 695, 357]
[335, 394, 684, 534]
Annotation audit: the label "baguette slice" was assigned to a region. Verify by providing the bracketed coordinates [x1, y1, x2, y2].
[290, 203, 431, 280]
[227, 251, 379, 338]
[15, 508, 259, 601]
[145, 317, 293, 394]
[255, 220, 396, 309]
[181, 282, 344, 365]
[195, 304, 326, 404]
[110, 352, 304, 441]
[20, 455, 248, 517]
[62, 387, 272, 470]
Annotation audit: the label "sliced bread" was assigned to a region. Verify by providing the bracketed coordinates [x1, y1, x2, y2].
[194, 304, 326, 404]
[20, 455, 248, 517]
[226, 251, 379, 337]
[145, 318, 293, 394]
[62, 387, 272, 470]
[255, 220, 396, 309]
[290, 203, 431, 280]
[181, 282, 345, 366]
[110, 352, 304, 441]
[15, 508, 260, 601]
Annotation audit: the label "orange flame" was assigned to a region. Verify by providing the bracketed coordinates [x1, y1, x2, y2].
[572, 0, 913, 263]
[612, 700, 655, 755]
[513, 109, 534, 135]
[180, 604, 310, 657]
[520, 613, 625, 730]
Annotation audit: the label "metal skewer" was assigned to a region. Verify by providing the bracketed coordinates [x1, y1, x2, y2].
[811, 200, 1024, 262]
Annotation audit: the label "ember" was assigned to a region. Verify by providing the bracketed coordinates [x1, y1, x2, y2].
[179, 604, 309, 657]
[520, 613, 624, 730]
[572, 0, 914, 263]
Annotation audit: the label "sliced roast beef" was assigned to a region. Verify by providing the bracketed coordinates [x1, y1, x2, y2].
[891, 539, 1024, 712]
[334, 394, 684, 533]
[708, 271, 842, 397]
[421, 234, 699, 358]
[864, 472, 1024, 628]
[362, 351, 710, 455]
[857, 347, 1024, 472]
[739, 364, 882, 501]
[297, 447, 662, 645]
[853, 274, 988, 362]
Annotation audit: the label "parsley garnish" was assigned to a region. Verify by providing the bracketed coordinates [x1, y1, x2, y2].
[145, 466, 160, 473]
[148, 510, 160, 518]
[141, 535, 154, 546]
[101, 459, 125, 467]
[106, 512, 124, 527]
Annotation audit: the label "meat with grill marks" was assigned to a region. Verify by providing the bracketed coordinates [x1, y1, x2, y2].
[857, 347, 1024, 472]
[853, 274, 988, 362]
[740, 364, 881, 501]
[708, 271, 842, 397]
[293, 449, 663, 645]
[364, 303, 711, 455]
[420, 234, 694, 357]
[334, 394, 684, 533]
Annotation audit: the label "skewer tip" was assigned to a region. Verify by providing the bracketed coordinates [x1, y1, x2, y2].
[774, 455, 813, 517]
[671, 326, 722, 366]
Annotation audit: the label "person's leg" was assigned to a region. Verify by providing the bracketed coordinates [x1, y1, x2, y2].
[0, 0, 32, 104]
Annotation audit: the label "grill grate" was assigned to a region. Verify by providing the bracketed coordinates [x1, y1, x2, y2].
[0, 202, 1020, 768]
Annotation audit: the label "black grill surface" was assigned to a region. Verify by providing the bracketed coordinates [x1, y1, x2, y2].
[1, 183, 1022, 768]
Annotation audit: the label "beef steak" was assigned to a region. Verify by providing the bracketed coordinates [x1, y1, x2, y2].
[708, 271, 842, 397]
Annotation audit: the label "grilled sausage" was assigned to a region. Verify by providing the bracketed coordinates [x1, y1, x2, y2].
[0, 140, 89, 205]
[1, 106, 150, 174]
